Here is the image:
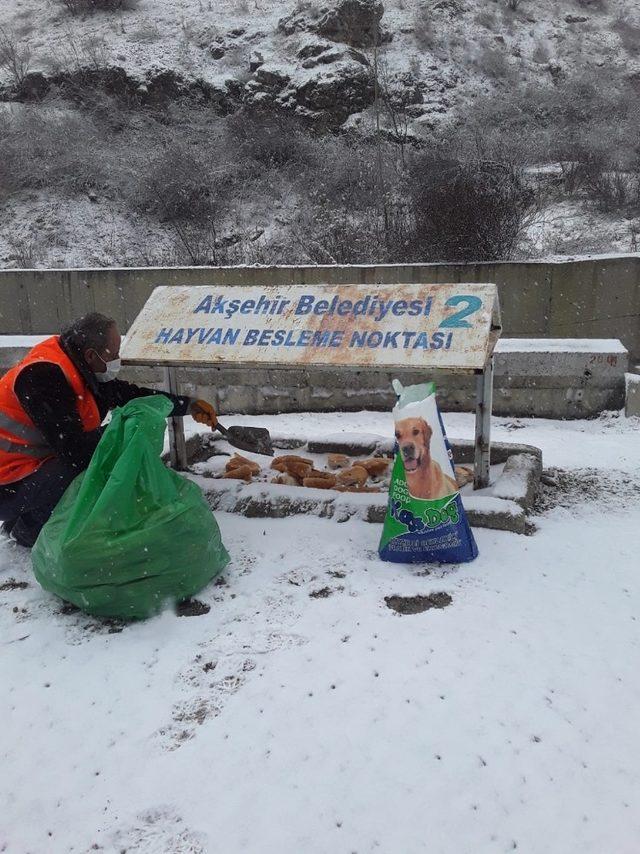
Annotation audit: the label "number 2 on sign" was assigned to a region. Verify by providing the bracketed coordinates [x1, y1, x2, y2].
[440, 295, 483, 328]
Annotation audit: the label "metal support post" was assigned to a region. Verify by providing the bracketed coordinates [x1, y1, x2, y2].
[164, 366, 188, 471]
[474, 356, 494, 490]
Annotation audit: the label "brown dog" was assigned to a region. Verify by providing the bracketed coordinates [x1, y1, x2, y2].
[395, 416, 458, 500]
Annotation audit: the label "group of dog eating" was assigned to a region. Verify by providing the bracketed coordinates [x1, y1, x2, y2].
[219, 415, 475, 502]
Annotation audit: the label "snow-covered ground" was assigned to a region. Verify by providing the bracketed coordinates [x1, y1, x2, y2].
[520, 199, 640, 260]
[2, 409, 640, 854]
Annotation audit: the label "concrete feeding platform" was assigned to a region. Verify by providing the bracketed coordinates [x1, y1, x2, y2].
[185, 433, 542, 535]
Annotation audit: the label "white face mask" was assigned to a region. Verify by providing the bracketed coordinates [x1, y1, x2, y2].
[95, 356, 122, 383]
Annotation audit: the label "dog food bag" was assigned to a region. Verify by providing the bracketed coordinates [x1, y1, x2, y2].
[379, 380, 478, 564]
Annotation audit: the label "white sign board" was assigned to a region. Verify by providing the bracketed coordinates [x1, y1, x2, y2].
[122, 283, 501, 372]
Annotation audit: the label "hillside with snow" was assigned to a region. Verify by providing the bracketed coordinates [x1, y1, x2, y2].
[0, 0, 639, 267]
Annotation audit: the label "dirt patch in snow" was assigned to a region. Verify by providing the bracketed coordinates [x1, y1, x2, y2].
[309, 586, 334, 599]
[59, 602, 79, 614]
[0, 578, 29, 591]
[56, 603, 128, 637]
[176, 599, 211, 617]
[534, 468, 640, 513]
[385, 592, 453, 615]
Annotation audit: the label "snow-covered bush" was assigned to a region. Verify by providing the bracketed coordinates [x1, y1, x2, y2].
[0, 106, 108, 197]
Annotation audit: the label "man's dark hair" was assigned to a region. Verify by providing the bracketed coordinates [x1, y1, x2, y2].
[61, 312, 116, 353]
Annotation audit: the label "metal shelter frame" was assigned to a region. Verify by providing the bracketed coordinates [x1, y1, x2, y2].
[157, 356, 496, 490]
[122, 281, 502, 491]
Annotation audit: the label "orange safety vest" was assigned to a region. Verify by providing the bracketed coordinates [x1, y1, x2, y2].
[0, 336, 101, 485]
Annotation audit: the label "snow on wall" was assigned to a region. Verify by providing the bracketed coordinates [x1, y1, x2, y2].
[496, 339, 628, 355]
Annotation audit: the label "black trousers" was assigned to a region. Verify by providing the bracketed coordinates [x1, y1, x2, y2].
[0, 459, 81, 547]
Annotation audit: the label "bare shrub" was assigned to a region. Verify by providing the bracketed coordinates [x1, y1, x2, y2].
[287, 141, 532, 264]
[556, 78, 640, 172]
[506, 0, 521, 10]
[290, 209, 368, 264]
[302, 137, 379, 208]
[49, 32, 110, 75]
[133, 143, 224, 223]
[559, 161, 584, 194]
[163, 223, 244, 266]
[475, 10, 497, 29]
[225, 108, 315, 170]
[474, 43, 513, 80]
[464, 65, 640, 220]
[0, 26, 31, 89]
[579, 157, 639, 212]
[59, 0, 137, 14]
[0, 106, 110, 196]
[286, 134, 408, 264]
[289, 193, 411, 265]
[466, 67, 640, 169]
[413, 4, 436, 50]
[373, 57, 415, 166]
[129, 22, 162, 44]
[405, 156, 534, 262]
[4, 230, 54, 268]
[531, 39, 551, 64]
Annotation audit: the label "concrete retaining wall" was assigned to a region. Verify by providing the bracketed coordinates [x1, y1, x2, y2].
[0, 257, 637, 417]
[0, 257, 639, 358]
[121, 338, 627, 419]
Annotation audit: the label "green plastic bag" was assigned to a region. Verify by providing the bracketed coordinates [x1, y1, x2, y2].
[32, 396, 230, 619]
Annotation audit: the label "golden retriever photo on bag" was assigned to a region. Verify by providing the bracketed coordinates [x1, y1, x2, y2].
[395, 416, 459, 500]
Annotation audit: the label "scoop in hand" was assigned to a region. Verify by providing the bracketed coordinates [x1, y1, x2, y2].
[215, 421, 274, 457]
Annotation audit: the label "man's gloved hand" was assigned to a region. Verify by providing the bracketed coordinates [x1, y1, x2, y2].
[190, 399, 218, 429]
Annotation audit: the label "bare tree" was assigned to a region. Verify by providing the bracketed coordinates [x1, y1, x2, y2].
[375, 55, 412, 168]
[371, 31, 388, 239]
[0, 26, 32, 89]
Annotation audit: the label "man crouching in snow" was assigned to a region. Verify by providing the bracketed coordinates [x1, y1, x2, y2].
[0, 312, 217, 547]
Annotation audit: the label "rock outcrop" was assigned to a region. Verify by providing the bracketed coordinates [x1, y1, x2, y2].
[314, 0, 391, 48]
[291, 60, 375, 124]
[279, 0, 391, 47]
